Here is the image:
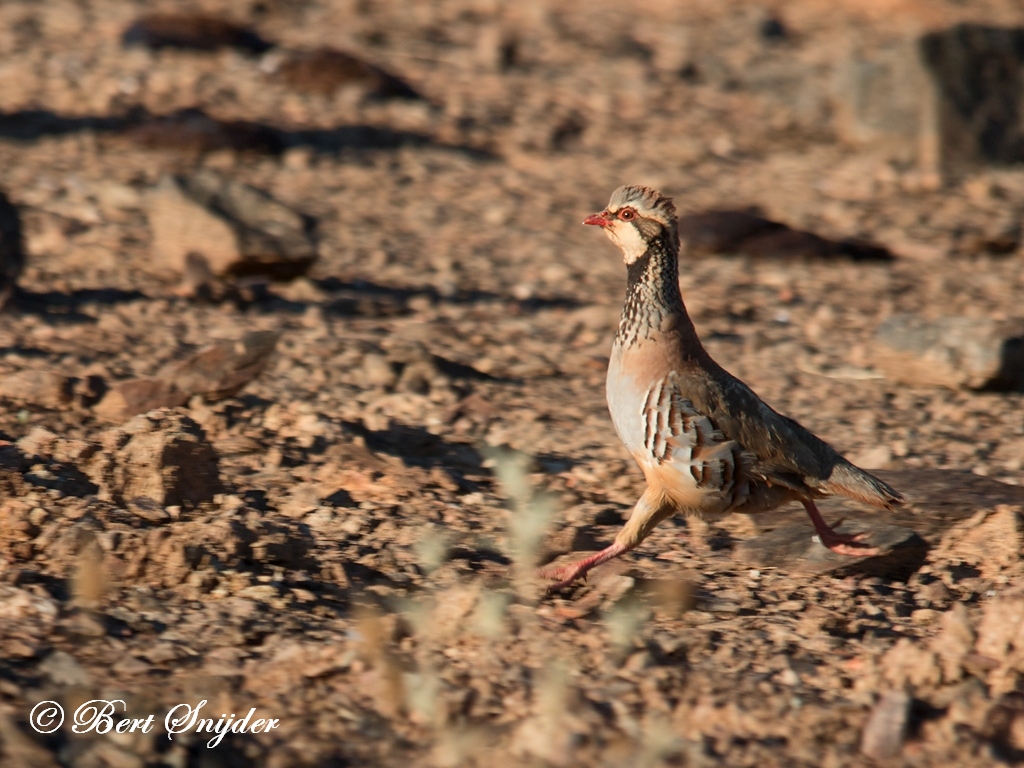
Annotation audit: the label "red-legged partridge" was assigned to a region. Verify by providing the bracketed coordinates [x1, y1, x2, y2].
[540, 186, 904, 592]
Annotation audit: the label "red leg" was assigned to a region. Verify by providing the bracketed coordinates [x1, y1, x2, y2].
[802, 500, 880, 556]
[539, 490, 672, 594]
[537, 542, 629, 593]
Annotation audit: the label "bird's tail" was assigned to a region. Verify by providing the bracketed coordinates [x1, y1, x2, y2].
[824, 461, 905, 510]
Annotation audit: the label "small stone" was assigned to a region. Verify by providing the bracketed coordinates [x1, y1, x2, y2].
[361, 354, 396, 388]
[39, 650, 92, 686]
[931, 603, 975, 682]
[279, 483, 320, 519]
[93, 378, 188, 423]
[861, 690, 911, 759]
[66, 611, 107, 637]
[850, 445, 892, 470]
[127, 497, 171, 523]
[140, 642, 181, 664]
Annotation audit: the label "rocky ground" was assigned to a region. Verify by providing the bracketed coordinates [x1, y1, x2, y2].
[1, 1, 1024, 766]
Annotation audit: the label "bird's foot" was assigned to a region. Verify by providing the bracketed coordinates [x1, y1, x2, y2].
[813, 520, 880, 556]
[537, 542, 629, 595]
[803, 504, 880, 557]
[536, 563, 587, 594]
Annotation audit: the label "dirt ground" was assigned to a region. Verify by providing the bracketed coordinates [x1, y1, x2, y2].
[1, 1, 1024, 766]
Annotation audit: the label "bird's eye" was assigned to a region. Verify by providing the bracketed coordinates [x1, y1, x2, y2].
[619, 209, 636, 221]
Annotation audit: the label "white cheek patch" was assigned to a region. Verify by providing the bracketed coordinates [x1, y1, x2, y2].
[605, 221, 648, 264]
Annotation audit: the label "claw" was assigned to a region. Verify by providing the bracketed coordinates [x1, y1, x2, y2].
[803, 501, 880, 557]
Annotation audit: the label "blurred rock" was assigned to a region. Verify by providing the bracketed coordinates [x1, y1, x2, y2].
[127, 496, 171, 523]
[932, 603, 975, 682]
[148, 176, 239, 276]
[122, 13, 273, 54]
[872, 314, 1024, 390]
[88, 409, 223, 507]
[271, 48, 421, 99]
[360, 353, 397, 389]
[0, 189, 24, 309]
[39, 650, 91, 686]
[93, 379, 187, 423]
[834, 24, 1024, 175]
[475, 25, 520, 71]
[178, 251, 219, 298]
[148, 173, 316, 279]
[861, 690, 911, 759]
[179, 171, 317, 279]
[679, 208, 894, 261]
[94, 331, 280, 422]
[0, 370, 72, 409]
[921, 25, 1024, 171]
[832, 41, 932, 162]
[158, 330, 281, 400]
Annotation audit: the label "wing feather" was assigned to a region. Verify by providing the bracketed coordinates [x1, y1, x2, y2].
[642, 373, 752, 507]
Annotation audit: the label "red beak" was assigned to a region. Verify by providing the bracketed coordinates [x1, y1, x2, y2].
[583, 212, 610, 227]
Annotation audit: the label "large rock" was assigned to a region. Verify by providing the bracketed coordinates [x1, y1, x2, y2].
[832, 41, 933, 162]
[920, 25, 1024, 170]
[147, 172, 317, 280]
[93, 331, 281, 422]
[147, 176, 240, 276]
[180, 171, 317, 278]
[833, 24, 1024, 175]
[872, 314, 1024, 391]
[87, 410, 223, 507]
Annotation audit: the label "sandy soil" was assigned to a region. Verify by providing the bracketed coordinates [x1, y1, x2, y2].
[1, 1, 1024, 766]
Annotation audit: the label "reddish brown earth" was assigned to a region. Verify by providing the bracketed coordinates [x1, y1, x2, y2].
[1, 1, 1024, 766]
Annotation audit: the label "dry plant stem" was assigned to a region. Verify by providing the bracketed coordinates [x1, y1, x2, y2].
[803, 500, 880, 556]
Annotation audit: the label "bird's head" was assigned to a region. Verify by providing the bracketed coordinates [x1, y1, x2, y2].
[583, 185, 678, 265]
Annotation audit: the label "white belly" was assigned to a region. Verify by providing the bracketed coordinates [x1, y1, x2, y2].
[606, 342, 650, 459]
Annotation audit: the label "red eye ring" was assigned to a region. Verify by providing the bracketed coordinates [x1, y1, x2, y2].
[618, 208, 636, 221]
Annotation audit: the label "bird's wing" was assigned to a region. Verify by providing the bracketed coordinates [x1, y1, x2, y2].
[674, 362, 903, 508]
[655, 363, 837, 489]
[641, 373, 753, 501]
